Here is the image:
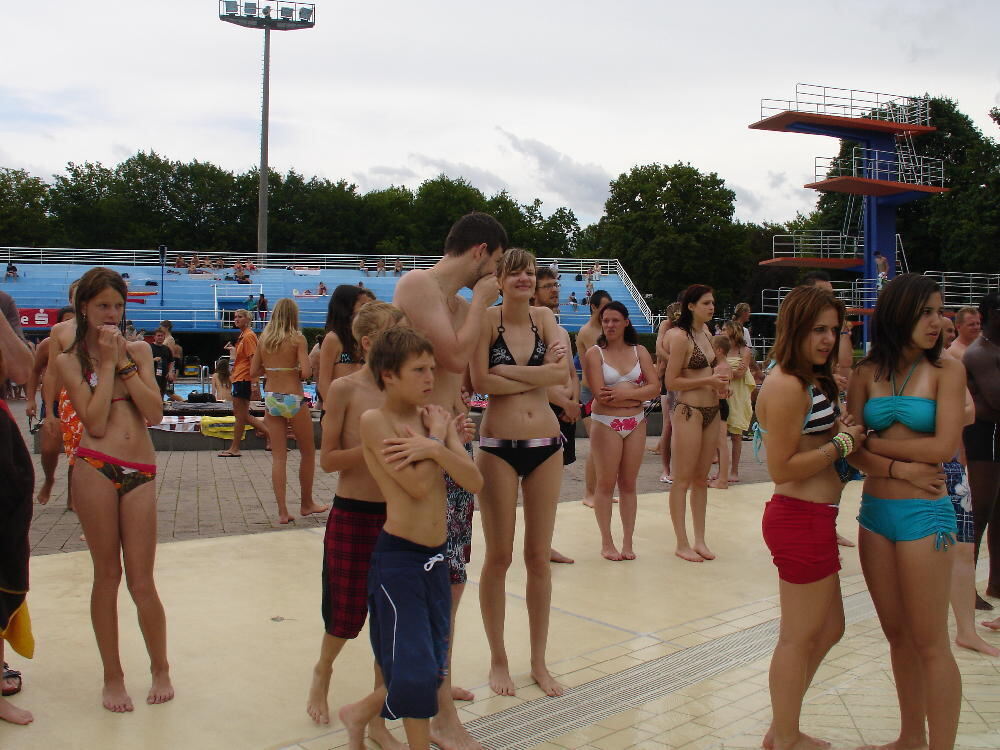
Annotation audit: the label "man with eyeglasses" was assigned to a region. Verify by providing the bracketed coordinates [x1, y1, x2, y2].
[534, 268, 578, 564]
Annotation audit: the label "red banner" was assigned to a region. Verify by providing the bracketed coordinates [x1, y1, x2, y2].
[18, 308, 63, 328]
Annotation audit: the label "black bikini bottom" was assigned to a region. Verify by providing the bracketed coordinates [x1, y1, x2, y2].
[479, 436, 562, 478]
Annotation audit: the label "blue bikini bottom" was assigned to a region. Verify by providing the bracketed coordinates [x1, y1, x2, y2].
[858, 494, 957, 550]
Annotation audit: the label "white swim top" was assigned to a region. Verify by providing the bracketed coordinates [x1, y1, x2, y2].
[599, 346, 642, 385]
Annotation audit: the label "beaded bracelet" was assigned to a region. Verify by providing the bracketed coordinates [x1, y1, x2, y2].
[117, 363, 138, 379]
[831, 432, 854, 459]
[119, 369, 138, 381]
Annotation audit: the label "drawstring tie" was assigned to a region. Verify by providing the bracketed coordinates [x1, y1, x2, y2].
[423, 553, 445, 572]
[934, 530, 956, 551]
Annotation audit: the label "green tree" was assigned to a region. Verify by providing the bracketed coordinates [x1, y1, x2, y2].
[411, 176, 487, 253]
[362, 186, 415, 256]
[0, 168, 50, 246]
[599, 162, 749, 310]
[47, 160, 124, 248]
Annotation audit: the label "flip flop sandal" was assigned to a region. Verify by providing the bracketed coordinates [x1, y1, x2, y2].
[2, 663, 22, 696]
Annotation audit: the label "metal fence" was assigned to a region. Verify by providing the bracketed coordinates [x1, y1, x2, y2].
[772, 230, 862, 259]
[816, 148, 945, 188]
[760, 83, 931, 126]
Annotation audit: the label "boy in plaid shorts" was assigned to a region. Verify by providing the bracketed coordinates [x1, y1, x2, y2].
[306, 302, 407, 747]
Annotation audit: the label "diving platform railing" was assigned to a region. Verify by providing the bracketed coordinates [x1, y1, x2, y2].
[923, 272, 1000, 308]
[815, 148, 945, 188]
[772, 230, 862, 259]
[760, 84, 931, 127]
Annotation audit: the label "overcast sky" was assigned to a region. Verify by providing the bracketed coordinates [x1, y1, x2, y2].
[3, 0, 997, 231]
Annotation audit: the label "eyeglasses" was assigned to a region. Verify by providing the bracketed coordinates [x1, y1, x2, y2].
[538, 283, 560, 290]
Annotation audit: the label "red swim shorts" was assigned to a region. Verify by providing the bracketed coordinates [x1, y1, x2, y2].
[761, 494, 840, 585]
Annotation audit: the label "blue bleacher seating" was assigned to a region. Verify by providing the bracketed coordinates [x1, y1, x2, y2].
[9, 264, 652, 334]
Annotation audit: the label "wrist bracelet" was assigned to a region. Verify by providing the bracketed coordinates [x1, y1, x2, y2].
[429, 436, 444, 445]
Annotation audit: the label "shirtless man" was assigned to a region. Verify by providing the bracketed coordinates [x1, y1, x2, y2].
[534, 268, 578, 564]
[577, 290, 612, 508]
[963, 293, 1000, 610]
[392, 211, 506, 750]
[949, 307, 981, 361]
[26, 306, 75, 504]
[42, 281, 81, 509]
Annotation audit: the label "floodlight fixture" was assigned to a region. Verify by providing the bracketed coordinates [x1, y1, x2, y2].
[219, 2, 316, 264]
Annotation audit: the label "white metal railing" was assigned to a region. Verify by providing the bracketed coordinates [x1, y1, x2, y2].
[761, 279, 879, 314]
[772, 230, 862, 259]
[760, 83, 931, 126]
[816, 148, 945, 188]
[923, 271, 1000, 308]
[612, 259, 652, 324]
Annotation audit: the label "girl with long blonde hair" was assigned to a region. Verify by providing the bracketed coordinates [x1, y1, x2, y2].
[251, 297, 328, 524]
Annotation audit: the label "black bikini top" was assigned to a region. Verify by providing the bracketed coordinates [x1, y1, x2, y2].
[686, 332, 717, 371]
[489, 309, 546, 367]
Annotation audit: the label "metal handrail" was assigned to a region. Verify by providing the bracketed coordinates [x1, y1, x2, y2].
[923, 271, 1000, 308]
[760, 83, 931, 126]
[816, 147, 945, 187]
[613, 259, 652, 324]
[772, 231, 862, 259]
[0, 246, 623, 276]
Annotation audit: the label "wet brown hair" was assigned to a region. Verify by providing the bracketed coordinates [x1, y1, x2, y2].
[69, 267, 129, 377]
[771, 285, 845, 401]
[367, 326, 434, 390]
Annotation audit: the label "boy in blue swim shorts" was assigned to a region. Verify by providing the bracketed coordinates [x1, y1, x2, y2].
[338, 327, 482, 750]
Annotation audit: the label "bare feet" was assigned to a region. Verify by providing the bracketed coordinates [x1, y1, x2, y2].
[836, 533, 856, 548]
[601, 545, 624, 561]
[707, 479, 729, 490]
[431, 709, 484, 750]
[147, 670, 174, 705]
[103, 677, 134, 713]
[621, 546, 637, 560]
[549, 548, 575, 564]
[36, 480, 53, 505]
[582, 497, 595, 508]
[217, 450, 241, 457]
[648, 445, 661, 454]
[307, 664, 332, 724]
[981, 617, 1000, 631]
[728, 475, 740, 483]
[278, 513, 295, 525]
[300, 503, 330, 517]
[489, 664, 516, 696]
[531, 666, 565, 697]
[761, 728, 832, 750]
[955, 633, 1000, 656]
[675, 547, 704, 563]
[693, 543, 715, 561]
[339, 701, 370, 750]
[0, 696, 33, 725]
[451, 685, 475, 701]
[369, 719, 407, 750]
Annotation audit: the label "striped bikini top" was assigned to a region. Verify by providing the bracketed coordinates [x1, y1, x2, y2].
[802, 385, 839, 434]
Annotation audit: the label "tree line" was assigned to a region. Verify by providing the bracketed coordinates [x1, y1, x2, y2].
[1, 97, 996, 313]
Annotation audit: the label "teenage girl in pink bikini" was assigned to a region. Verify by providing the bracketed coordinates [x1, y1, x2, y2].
[56, 267, 173, 713]
[583, 301, 659, 560]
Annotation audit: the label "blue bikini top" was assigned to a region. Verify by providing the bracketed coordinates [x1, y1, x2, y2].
[863, 361, 936, 434]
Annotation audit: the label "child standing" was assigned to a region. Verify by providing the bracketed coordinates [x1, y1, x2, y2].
[305, 302, 406, 750]
[339, 327, 482, 750]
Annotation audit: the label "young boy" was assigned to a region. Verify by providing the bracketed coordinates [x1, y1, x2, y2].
[709, 335, 733, 490]
[339, 327, 482, 750]
[306, 302, 405, 750]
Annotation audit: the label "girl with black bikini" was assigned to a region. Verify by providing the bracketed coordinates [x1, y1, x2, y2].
[56, 267, 173, 713]
[664, 284, 729, 562]
[471, 248, 568, 699]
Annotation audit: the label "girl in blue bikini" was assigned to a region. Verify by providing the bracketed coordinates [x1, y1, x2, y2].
[251, 298, 328, 524]
[847, 273, 963, 750]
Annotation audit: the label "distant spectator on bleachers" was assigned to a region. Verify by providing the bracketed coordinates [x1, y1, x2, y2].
[376, 258, 386, 276]
[173, 255, 186, 268]
[5, 262, 19, 281]
[393, 258, 403, 275]
[317, 281, 328, 295]
[257, 293, 269, 323]
[568, 292, 579, 309]
[358, 258, 368, 276]
[548, 259, 560, 278]
[585, 278, 594, 299]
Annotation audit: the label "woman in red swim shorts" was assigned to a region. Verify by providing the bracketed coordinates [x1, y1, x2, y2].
[754, 285, 866, 750]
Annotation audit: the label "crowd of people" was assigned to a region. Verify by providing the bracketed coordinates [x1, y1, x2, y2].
[1, 212, 999, 750]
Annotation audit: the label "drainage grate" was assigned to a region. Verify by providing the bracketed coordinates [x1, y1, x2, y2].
[464, 590, 876, 749]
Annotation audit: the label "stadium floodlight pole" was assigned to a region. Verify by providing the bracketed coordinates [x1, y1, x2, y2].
[219, 2, 316, 266]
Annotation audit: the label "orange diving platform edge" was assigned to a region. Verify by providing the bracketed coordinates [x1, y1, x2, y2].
[804, 176, 949, 197]
[758, 257, 862, 270]
[749, 111, 937, 136]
